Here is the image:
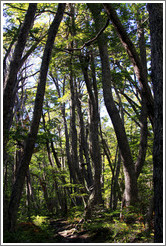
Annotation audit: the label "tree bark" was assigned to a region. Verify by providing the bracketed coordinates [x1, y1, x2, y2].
[110, 149, 121, 210]
[32, 172, 54, 214]
[103, 3, 154, 126]
[147, 3, 163, 243]
[75, 81, 93, 188]
[52, 75, 76, 183]
[69, 4, 84, 189]
[3, 3, 37, 147]
[80, 53, 103, 206]
[135, 14, 148, 178]
[69, 70, 81, 184]
[7, 3, 66, 232]
[3, 27, 20, 86]
[88, 3, 138, 206]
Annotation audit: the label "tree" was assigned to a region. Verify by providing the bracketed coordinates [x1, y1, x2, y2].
[3, 4, 155, 242]
[3, 3, 37, 147]
[7, 3, 66, 232]
[88, 3, 138, 207]
[103, 3, 154, 126]
[80, 50, 103, 216]
[147, 3, 163, 243]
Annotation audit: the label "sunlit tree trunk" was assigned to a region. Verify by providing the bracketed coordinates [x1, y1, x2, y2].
[52, 75, 76, 183]
[69, 70, 81, 184]
[3, 3, 37, 147]
[103, 3, 154, 126]
[135, 10, 148, 178]
[75, 80, 93, 189]
[7, 4, 66, 232]
[80, 51, 103, 218]
[88, 3, 138, 207]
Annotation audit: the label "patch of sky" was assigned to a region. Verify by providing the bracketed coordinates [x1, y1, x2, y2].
[35, 12, 53, 27]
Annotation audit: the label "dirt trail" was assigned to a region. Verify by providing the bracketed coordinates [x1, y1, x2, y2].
[49, 219, 106, 243]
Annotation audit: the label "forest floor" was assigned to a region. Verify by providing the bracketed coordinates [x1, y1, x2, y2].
[48, 218, 153, 243]
[4, 208, 154, 243]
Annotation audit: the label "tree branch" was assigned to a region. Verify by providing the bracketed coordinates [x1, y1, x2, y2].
[65, 18, 110, 52]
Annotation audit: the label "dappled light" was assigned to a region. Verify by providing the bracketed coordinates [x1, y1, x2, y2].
[3, 2, 163, 243]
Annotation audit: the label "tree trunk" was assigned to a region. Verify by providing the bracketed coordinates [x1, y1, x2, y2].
[110, 149, 121, 210]
[32, 172, 53, 214]
[147, 3, 163, 243]
[52, 75, 76, 183]
[42, 112, 69, 213]
[103, 3, 154, 126]
[75, 81, 93, 189]
[88, 3, 138, 206]
[80, 53, 103, 206]
[3, 3, 37, 147]
[7, 3, 66, 232]
[135, 14, 148, 178]
[3, 27, 20, 86]
[69, 3, 84, 189]
[69, 70, 81, 185]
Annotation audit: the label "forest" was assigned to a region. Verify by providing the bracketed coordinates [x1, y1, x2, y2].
[3, 2, 163, 244]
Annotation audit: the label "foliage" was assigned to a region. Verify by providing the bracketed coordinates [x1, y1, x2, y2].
[3, 219, 55, 243]
[3, 2, 155, 243]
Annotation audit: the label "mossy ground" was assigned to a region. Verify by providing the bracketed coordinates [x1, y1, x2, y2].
[4, 208, 154, 243]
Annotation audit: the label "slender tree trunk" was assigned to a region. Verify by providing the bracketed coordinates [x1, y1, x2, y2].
[135, 15, 148, 178]
[88, 4, 138, 206]
[3, 27, 20, 85]
[69, 71, 81, 185]
[26, 170, 32, 221]
[3, 3, 37, 147]
[80, 53, 103, 206]
[68, 4, 84, 190]
[52, 75, 76, 183]
[75, 81, 93, 189]
[26, 170, 38, 212]
[103, 3, 154, 126]
[110, 149, 121, 210]
[42, 112, 69, 213]
[32, 173, 53, 214]
[7, 4, 66, 232]
[147, 3, 163, 243]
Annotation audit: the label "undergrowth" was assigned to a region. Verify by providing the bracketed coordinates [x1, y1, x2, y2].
[3, 216, 55, 243]
[3, 207, 154, 243]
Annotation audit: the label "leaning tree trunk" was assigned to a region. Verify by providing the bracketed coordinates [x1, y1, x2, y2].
[88, 3, 138, 207]
[135, 11, 148, 178]
[3, 3, 37, 147]
[147, 3, 163, 243]
[7, 3, 66, 232]
[103, 3, 154, 126]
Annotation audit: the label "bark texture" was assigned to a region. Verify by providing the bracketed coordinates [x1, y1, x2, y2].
[7, 3, 66, 232]
[80, 53, 103, 205]
[75, 82, 93, 188]
[3, 3, 37, 146]
[103, 3, 154, 126]
[88, 3, 138, 206]
[52, 75, 75, 182]
[135, 14, 148, 178]
[147, 3, 163, 243]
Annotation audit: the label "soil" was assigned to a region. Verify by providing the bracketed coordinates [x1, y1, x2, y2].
[50, 218, 110, 243]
